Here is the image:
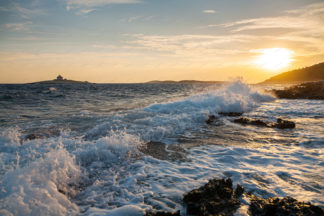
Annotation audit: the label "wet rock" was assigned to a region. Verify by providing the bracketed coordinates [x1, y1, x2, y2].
[234, 184, 245, 198]
[139, 141, 169, 160]
[272, 81, 324, 100]
[23, 133, 42, 141]
[183, 178, 244, 216]
[234, 117, 295, 129]
[273, 118, 296, 129]
[234, 117, 268, 127]
[146, 210, 180, 216]
[139, 141, 187, 161]
[206, 115, 217, 124]
[219, 112, 243, 117]
[249, 195, 324, 216]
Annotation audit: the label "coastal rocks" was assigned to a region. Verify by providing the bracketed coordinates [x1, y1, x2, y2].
[272, 81, 324, 100]
[183, 178, 244, 216]
[274, 118, 296, 129]
[147, 178, 324, 216]
[234, 117, 268, 127]
[248, 194, 324, 216]
[234, 117, 295, 129]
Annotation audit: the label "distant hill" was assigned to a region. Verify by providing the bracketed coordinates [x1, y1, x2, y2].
[262, 62, 324, 84]
[147, 80, 227, 84]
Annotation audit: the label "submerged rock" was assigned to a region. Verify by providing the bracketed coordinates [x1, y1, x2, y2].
[234, 117, 295, 129]
[139, 141, 187, 161]
[183, 178, 244, 216]
[249, 194, 324, 216]
[272, 81, 324, 100]
[139, 141, 169, 160]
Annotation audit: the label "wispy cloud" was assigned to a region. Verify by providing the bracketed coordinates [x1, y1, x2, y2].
[0, 3, 44, 19]
[201, 3, 324, 56]
[209, 3, 324, 34]
[126, 34, 252, 61]
[203, 9, 216, 14]
[5, 22, 33, 32]
[64, 0, 141, 11]
[13, 3, 44, 19]
[75, 8, 96, 15]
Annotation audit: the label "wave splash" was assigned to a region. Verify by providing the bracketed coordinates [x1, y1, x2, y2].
[85, 81, 274, 141]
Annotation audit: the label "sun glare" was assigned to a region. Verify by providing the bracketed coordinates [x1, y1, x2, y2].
[254, 48, 294, 71]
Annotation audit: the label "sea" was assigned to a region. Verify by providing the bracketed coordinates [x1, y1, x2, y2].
[0, 81, 323, 216]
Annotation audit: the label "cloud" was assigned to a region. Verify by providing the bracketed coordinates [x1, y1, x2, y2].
[203, 10, 216, 14]
[75, 8, 96, 15]
[211, 3, 324, 34]
[13, 3, 44, 19]
[64, 0, 141, 11]
[201, 2, 324, 55]
[126, 34, 253, 61]
[5, 22, 33, 31]
[0, 3, 44, 19]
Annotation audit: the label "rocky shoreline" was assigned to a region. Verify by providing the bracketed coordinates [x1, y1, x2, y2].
[272, 81, 324, 100]
[146, 178, 324, 216]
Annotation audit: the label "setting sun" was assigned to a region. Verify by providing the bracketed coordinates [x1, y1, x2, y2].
[255, 48, 294, 71]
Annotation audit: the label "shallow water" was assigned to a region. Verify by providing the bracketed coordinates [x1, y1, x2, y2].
[0, 81, 323, 215]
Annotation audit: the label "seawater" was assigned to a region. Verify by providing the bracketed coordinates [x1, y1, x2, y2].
[0, 81, 323, 216]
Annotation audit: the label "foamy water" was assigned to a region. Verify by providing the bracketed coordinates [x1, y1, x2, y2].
[0, 81, 323, 215]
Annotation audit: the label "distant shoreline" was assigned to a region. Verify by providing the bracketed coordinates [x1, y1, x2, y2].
[146, 80, 227, 84]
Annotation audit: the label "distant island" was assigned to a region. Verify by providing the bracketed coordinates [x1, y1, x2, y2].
[262, 62, 324, 84]
[31, 75, 90, 84]
[147, 80, 227, 84]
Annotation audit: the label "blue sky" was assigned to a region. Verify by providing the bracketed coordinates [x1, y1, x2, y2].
[1, 0, 324, 83]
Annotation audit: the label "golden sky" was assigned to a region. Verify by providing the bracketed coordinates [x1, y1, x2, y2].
[1, 0, 324, 83]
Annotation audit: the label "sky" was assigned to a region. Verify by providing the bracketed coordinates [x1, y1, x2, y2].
[0, 0, 324, 83]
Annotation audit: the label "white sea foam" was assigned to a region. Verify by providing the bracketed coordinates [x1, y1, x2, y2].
[0, 147, 81, 216]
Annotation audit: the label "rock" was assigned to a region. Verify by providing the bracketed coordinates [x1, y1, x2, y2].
[206, 115, 216, 124]
[234, 117, 268, 127]
[139, 141, 187, 161]
[145, 210, 180, 216]
[234, 184, 245, 198]
[273, 118, 296, 129]
[139, 141, 169, 160]
[272, 81, 324, 100]
[234, 117, 295, 129]
[248, 195, 324, 216]
[234, 117, 250, 124]
[219, 112, 243, 117]
[183, 178, 244, 216]
[23, 133, 42, 141]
